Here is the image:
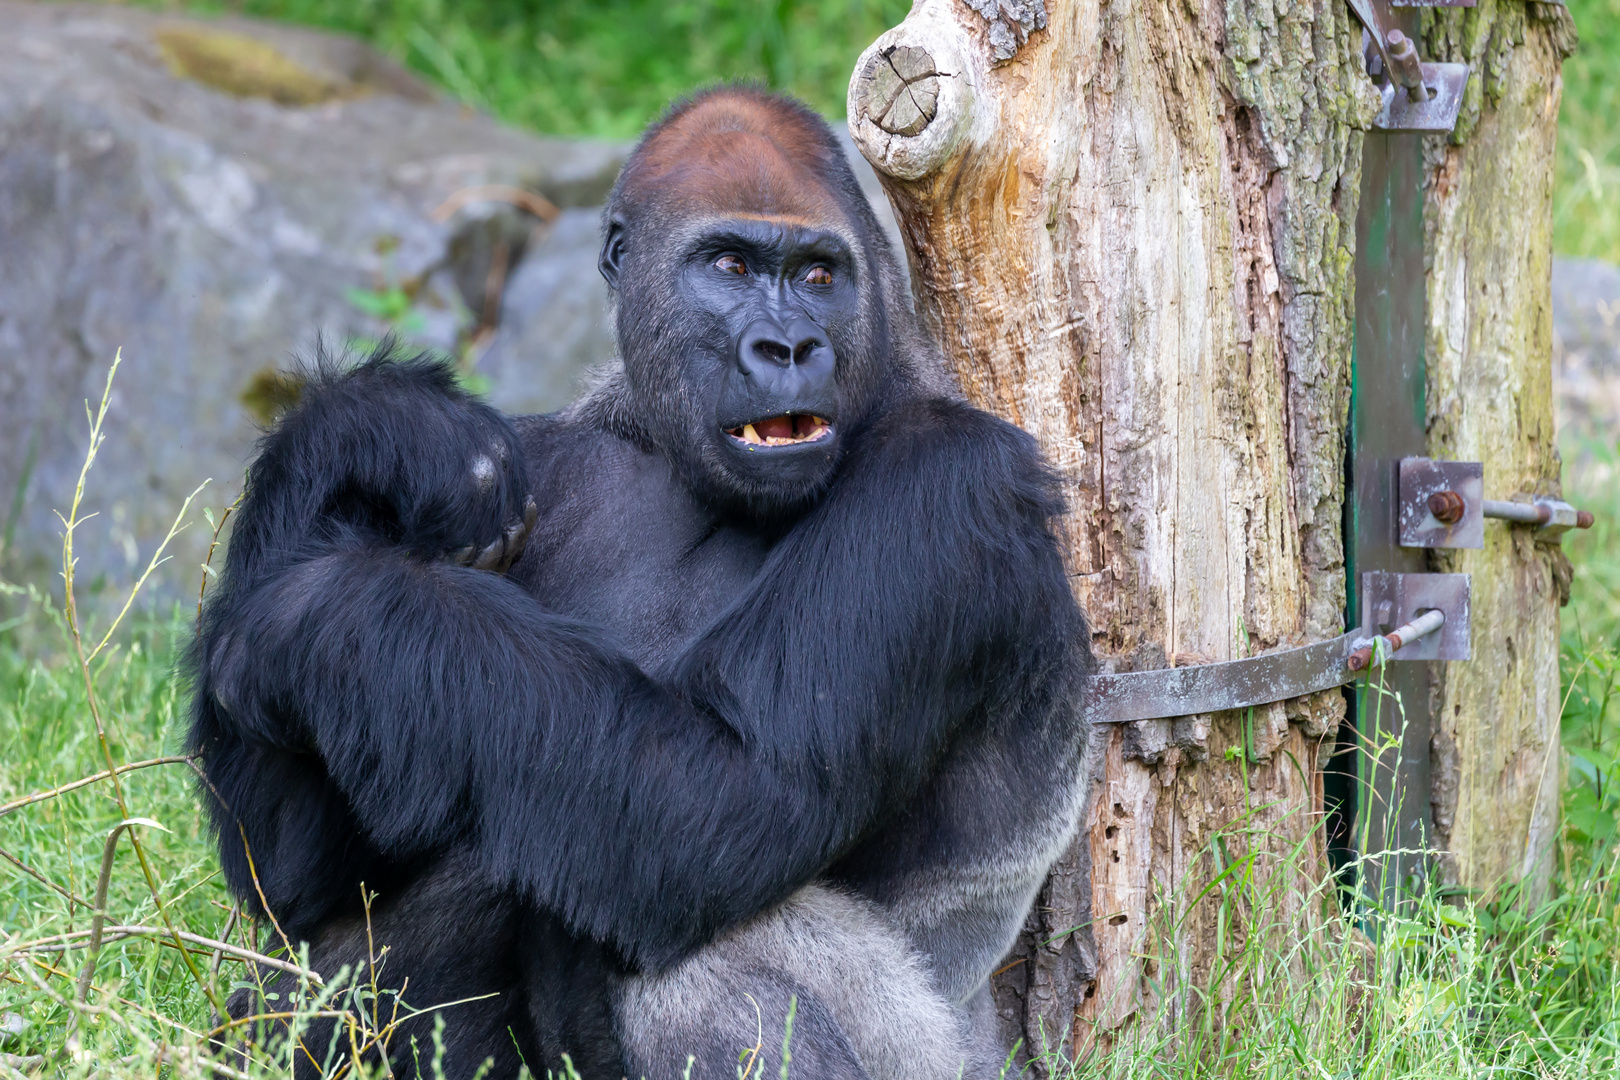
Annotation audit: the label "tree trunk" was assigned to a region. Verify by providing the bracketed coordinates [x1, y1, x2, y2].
[847, 0, 1572, 1059]
[1422, 3, 1575, 903]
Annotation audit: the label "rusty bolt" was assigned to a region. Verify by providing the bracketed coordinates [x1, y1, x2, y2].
[1427, 490, 1466, 525]
[1348, 635, 1401, 672]
[1577, 510, 1595, 529]
[1384, 30, 1432, 101]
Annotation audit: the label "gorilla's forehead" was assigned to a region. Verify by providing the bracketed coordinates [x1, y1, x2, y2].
[636, 129, 846, 222]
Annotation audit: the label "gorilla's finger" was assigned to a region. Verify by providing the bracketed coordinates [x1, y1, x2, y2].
[471, 534, 508, 572]
[501, 523, 526, 562]
[451, 544, 477, 566]
[502, 524, 532, 571]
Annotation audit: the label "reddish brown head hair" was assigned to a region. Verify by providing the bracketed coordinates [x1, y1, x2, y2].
[610, 86, 861, 225]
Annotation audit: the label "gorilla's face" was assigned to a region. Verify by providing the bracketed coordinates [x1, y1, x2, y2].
[682, 216, 861, 493]
[598, 95, 891, 521]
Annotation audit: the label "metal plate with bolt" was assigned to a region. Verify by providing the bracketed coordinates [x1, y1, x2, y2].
[1398, 458, 1485, 548]
[1398, 456, 1595, 547]
[1371, 59, 1470, 132]
[1080, 572, 1471, 725]
[1345, 0, 1470, 132]
[1359, 571, 1472, 662]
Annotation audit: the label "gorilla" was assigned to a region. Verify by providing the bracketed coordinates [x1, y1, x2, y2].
[190, 87, 1095, 1080]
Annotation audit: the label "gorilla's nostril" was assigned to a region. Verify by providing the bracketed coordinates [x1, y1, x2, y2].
[754, 339, 792, 365]
[793, 339, 820, 364]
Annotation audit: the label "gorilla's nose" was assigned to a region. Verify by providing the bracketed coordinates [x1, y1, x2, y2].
[738, 319, 833, 388]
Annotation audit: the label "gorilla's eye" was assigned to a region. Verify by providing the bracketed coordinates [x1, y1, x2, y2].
[804, 266, 834, 286]
[715, 255, 749, 275]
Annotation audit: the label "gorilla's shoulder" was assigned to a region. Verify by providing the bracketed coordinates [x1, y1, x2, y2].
[861, 395, 1065, 518]
[871, 395, 1046, 466]
[509, 410, 650, 467]
[508, 409, 677, 510]
[509, 411, 567, 461]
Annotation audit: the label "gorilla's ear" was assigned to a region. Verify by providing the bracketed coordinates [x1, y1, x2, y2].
[598, 215, 628, 289]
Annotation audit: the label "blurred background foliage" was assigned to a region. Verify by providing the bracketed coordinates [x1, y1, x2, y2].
[124, 0, 912, 138]
[109, 0, 1619, 261]
[1556, 0, 1620, 262]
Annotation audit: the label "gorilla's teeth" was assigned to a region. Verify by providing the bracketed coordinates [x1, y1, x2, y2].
[742, 424, 761, 444]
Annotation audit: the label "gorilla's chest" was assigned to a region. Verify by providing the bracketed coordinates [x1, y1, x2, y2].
[514, 435, 771, 671]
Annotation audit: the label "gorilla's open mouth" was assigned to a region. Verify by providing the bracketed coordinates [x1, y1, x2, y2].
[726, 414, 832, 448]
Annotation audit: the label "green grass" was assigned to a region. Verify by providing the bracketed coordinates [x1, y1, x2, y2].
[1562, 438, 1620, 853]
[1557, 0, 1620, 263]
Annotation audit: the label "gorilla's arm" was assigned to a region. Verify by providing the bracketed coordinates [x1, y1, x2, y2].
[193, 361, 1079, 971]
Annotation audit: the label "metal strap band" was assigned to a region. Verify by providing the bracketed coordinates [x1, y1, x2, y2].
[1081, 631, 1364, 725]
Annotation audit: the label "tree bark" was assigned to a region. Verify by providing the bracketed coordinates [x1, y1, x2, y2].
[847, 0, 1571, 1060]
[1422, 2, 1575, 903]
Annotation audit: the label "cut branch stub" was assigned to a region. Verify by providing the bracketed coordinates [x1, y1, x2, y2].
[856, 45, 941, 137]
[847, 1, 981, 182]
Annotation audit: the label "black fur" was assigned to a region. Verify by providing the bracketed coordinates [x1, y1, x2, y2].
[190, 86, 1088, 1078]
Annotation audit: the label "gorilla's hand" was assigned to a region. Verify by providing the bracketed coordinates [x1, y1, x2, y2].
[227, 349, 531, 587]
[453, 495, 539, 573]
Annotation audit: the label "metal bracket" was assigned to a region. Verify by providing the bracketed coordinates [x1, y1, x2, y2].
[1345, 0, 1470, 132]
[1081, 631, 1362, 725]
[1399, 456, 1596, 545]
[1360, 571, 1471, 661]
[1081, 573, 1472, 724]
[1372, 64, 1470, 132]
[1399, 457, 1484, 548]
[1482, 497, 1595, 538]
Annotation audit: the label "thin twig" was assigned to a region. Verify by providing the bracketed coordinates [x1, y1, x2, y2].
[56, 350, 224, 1015]
[431, 184, 559, 223]
[87, 477, 210, 665]
[0, 844, 88, 909]
[239, 824, 295, 959]
[76, 821, 138, 1002]
[0, 756, 195, 819]
[211, 902, 241, 977]
[196, 496, 241, 628]
[8, 926, 323, 983]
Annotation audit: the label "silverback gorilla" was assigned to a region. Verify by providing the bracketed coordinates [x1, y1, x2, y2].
[190, 88, 1095, 1079]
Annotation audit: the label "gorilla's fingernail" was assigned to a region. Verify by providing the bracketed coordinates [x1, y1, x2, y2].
[472, 537, 504, 571]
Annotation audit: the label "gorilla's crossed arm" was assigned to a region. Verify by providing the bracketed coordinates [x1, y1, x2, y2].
[192, 356, 1073, 972]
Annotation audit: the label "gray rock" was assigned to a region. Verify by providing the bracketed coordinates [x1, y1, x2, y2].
[478, 208, 617, 416]
[0, 0, 910, 603]
[1552, 256, 1620, 448]
[0, 1, 625, 597]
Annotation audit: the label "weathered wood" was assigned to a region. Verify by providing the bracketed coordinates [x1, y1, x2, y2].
[1422, 2, 1575, 902]
[849, 0, 1374, 1055]
[848, 0, 1572, 1060]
